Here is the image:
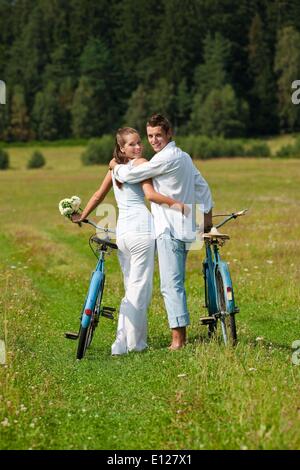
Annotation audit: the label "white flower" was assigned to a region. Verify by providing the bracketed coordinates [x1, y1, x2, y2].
[58, 196, 82, 218]
[70, 196, 81, 211]
[58, 198, 72, 215]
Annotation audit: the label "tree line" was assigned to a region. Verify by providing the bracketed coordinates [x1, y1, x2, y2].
[1, 0, 300, 142]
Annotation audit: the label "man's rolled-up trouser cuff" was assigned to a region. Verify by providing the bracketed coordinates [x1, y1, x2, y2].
[169, 312, 190, 329]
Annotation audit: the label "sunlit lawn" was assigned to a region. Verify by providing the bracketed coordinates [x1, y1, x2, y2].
[0, 146, 300, 449]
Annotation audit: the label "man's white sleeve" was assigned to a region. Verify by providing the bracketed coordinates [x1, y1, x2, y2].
[113, 159, 169, 183]
[194, 167, 213, 213]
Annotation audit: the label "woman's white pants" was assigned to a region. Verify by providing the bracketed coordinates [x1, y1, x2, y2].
[111, 233, 155, 355]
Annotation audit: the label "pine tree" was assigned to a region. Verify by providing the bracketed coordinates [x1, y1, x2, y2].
[274, 26, 300, 131]
[32, 82, 61, 140]
[147, 78, 174, 119]
[193, 33, 231, 100]
[71, 77, 99, 138]
[113, 0, 163, 90]
[43, 44, 74, 85]
[176, 79, 192, 134]
[124, 85, 149, 134]
[191, 84, 248, 137]
[9, 85, 31, 141]
[189, 33, 239, 134]
[6, 3, 49, 105]
[248, 13, 278, 134]
[73, 38, 121, 135]
[155, 0, 205, 87]
[58, 77, 74, 138]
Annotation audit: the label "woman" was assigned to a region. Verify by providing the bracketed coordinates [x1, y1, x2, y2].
[72, 128, 186, 355]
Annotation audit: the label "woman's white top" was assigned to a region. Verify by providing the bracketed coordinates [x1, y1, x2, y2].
[113, 141, 213, 241]
[112, 161, 154, 238]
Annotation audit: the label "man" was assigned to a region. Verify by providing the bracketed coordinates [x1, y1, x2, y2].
[109, 114, 213, 350]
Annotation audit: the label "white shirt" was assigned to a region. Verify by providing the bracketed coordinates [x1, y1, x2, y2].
[113, 141, 213, 241]
[111, 164, 154, 238]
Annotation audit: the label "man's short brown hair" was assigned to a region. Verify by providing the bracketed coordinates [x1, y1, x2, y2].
[146, 114, 172, 134]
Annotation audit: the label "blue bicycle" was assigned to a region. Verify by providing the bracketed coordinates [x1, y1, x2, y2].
[200, 209, 248, 345]
[65, 219, 118, 359]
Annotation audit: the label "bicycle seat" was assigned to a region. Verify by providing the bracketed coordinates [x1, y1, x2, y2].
[203, 227, 230, 240]
[91, 236, 118, 249]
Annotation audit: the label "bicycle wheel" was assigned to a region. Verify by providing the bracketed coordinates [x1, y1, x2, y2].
[216, 270, 237, 345]
[86, 282, 104, 348]
[77, 324, 91, 359]
[204, 268, 217, 338]
[76, 278, 105, 359]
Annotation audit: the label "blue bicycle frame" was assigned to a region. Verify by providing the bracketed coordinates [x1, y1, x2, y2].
[80, 253, 105, 329]
[204, 242, 236, 316]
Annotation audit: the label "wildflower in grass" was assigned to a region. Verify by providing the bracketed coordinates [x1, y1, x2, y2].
[1, 418, 9, 426]
[266, 260, 273, 264]
[256, 336, 264, 342]
[58, 195, 82, 219]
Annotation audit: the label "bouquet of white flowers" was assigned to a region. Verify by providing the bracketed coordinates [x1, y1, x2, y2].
[58, 195, 82, 219]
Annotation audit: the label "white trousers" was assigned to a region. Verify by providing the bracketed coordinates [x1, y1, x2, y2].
[111, 233, 155, 355]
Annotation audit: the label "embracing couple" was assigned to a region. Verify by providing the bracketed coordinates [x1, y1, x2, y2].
[72, 114, 213, 355]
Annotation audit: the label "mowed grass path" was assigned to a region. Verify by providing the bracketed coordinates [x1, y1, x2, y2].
[0, 147, 300, 449]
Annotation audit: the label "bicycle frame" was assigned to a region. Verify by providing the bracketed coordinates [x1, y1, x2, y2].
[80, 252, 105, 329]
[203, 241, 236, 316]
[79, 220, 117, 330]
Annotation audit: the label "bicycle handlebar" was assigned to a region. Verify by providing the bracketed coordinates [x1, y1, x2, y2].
[233, 209, 248, 217]
[213, 209, 248, 218]
[81, 218, 116, 234]
[215, 209, 248, 229]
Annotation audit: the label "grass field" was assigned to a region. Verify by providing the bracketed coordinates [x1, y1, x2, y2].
[0, 147, 300, 450]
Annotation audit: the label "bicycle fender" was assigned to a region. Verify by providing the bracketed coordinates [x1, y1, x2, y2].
[81, 271, 104, 329]
[217, 261, 235, 314]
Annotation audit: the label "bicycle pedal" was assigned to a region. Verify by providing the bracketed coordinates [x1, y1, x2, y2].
[234, 307, 240, 313]
[101, 312, 114, 320]
[65, 332, 79, 340]
[200, 316, 215, 325]
[102, 306, 116, 312]
[101, 310, 114, 320]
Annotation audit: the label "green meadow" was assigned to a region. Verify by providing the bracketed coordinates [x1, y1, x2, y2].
[0, 147, 300, 449]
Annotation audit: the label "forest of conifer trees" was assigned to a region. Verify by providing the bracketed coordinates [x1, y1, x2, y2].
[1, 0, 300, 141]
